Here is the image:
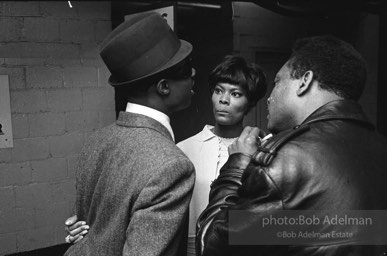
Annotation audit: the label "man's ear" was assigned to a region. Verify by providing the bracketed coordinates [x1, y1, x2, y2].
[156, 79, 170, 96]
[296, 70, 314, 96]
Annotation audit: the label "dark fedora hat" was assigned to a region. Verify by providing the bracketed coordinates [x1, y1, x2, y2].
[100, 12, 193, 87]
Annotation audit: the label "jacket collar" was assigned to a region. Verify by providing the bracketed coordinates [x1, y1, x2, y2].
[116, 111, 173, 141]
[125, 102, 174, 141]
[300, 99, 374, 129]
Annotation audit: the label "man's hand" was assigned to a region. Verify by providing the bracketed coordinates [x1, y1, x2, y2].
[228, 126, 264, 156]
[64, 215, 89, 244]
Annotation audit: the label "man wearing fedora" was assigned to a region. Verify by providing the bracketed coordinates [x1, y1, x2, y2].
[64, 12, 195, 256]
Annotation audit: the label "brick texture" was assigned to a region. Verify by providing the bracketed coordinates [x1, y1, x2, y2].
[77, 1, 111, 20]
[47, 88, 82, 112]
[28, 113, 66, 137]
[15, 183, 52, 210]
[49, 132, 84, 157]
[17, 227, 55, 252]
[63, 66, 98, 88]
[11, 114, 29, 139]
[51, 179, 76, 204]
[99, 110, 117, 128]
[0, 186, 15, 211]
[0, 148, 12, 163]
[82, 87, 115, 110]
[0, 42, 80, 59]
[0, 1, 113, 254]
[23, 17, 60, 42]
[0, 162, 32, 187]
[95, 20, 112, 42]
[0, 233, 17, 255]
[40, 1, 78, 19]
[0, 17, 23, 41]
[10, 90, 48, 114]
[66, 155, 78, 178]
[60, 20, 95, 43]
[31, 158, 68, 182]
[97, 65, 111, 87]
[65, 110, 99, 132]
[26, 66, 63, 89]
[11, 137, 50, 162]
[1, 1, 41, 17]
[0, 66, 25, 90]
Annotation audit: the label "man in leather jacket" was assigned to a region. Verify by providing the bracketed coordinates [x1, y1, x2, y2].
[196, 35, 387, 256]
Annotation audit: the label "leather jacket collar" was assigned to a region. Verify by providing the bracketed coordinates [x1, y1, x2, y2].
[300, 99, 374, 130]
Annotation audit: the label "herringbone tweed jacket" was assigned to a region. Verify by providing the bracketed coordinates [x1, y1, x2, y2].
[64, 111, 195, 256]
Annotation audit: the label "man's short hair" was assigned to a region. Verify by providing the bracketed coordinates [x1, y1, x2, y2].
[208, 55, 267, 110]
[288, 35, 367, 101]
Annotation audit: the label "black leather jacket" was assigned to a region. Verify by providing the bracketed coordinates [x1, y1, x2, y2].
[197, 100, 387, 256]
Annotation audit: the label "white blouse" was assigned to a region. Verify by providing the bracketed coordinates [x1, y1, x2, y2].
[177, 125, 237, 237]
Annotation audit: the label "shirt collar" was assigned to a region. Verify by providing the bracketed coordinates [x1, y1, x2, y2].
[125, 102, 175, 142]
[198, 125, 217, 142]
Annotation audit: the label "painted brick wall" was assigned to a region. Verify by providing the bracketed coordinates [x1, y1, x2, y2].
[232, 2, 379, 132]
[0, 1, 114, 254]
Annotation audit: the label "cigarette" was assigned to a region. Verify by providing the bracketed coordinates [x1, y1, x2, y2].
[261, 133, 273, 142]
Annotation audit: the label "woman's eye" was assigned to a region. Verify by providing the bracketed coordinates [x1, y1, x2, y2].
[232, 92, 242, 97]
[214, 88, 222, 94]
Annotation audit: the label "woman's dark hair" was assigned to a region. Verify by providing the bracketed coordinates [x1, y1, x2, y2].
[208, 55, 267, 110]
[288, 35, 367, 101]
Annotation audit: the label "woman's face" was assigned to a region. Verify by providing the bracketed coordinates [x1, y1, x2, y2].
[211, 82, 250, 126]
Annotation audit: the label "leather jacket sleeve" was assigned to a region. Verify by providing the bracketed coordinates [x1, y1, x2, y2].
[195, 153, 251, 256]
[196, 152, 285, 256]
[196, 126, 312, 256]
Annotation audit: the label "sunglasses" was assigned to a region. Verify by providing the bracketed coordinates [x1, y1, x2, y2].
[165, 57, 195, 80]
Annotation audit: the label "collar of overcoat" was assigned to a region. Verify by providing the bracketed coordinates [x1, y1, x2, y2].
[116, 111, 174, 141]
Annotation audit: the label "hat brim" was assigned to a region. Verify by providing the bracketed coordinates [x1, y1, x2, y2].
[108, 39, 192, 87]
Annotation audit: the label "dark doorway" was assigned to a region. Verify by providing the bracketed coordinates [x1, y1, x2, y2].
[171, 2, 233, 142]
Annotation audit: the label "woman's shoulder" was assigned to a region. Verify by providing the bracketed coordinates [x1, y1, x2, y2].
[177, 124, 215, 148]
[177, 132, 202, 149]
